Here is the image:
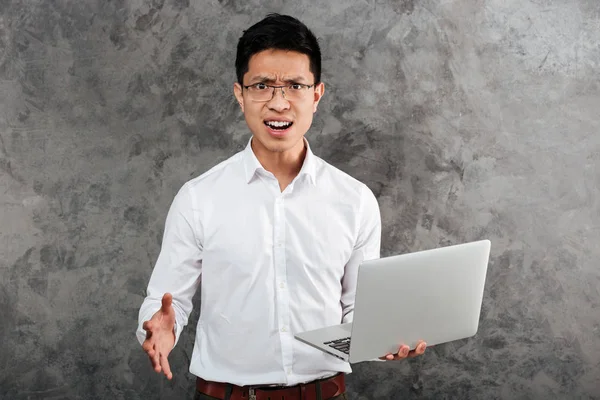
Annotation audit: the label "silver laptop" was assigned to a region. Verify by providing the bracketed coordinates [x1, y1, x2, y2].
[294, 240, 491, 363]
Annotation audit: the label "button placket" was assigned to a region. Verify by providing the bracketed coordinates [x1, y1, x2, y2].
[273, 195, 292, 378]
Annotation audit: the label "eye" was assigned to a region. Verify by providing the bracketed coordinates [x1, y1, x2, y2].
[253, 83, 268, 90]
[289, 84, 304, 90]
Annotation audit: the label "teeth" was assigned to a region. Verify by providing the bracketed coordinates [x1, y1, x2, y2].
[266, 121, 292, 128]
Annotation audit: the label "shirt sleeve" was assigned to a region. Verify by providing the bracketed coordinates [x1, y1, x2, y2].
[340, 184, 381, 325]
[136, 182, 203, 348]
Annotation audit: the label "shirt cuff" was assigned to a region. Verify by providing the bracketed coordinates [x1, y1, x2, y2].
[342, 311, 354, 324]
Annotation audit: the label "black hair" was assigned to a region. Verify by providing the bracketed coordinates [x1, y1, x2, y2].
[235, 13, 322, 85]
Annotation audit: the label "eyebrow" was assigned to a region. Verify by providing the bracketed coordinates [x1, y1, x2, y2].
[248, 75, 309, 84]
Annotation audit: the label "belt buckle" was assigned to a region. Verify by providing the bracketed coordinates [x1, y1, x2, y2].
[249, 388, 256, 400]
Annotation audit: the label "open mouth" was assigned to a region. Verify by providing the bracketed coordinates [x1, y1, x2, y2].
[264, 120, 293, 131]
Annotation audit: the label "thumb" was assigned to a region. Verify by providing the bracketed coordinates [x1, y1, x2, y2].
[161, 293, 173, 313]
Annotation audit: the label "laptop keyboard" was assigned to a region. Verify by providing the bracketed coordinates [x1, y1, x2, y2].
[324, 337, 351, 354]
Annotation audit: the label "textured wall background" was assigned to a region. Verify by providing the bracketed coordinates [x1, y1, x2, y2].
[1, 0, 599, 399]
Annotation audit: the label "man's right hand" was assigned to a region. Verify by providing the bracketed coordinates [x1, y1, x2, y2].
[142, 293, 176, 380]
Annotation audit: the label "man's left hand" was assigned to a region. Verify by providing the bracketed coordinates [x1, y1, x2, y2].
[379, 340, 427, 361]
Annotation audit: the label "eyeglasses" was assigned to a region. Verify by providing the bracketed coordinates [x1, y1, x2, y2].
[242, 82, 315, 102]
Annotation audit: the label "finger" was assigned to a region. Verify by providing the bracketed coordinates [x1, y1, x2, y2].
[152, 344, 161, 373]
[160, 351, 173, 380]
[146, 348, 159, 370]
[396, 345, 410, 359]
[408, 341, 427, 358]
[161, 293, 173, 313]
[149, 348, 160, 372]
[143, 320, 153, 332]
[142, 338, 154, 353]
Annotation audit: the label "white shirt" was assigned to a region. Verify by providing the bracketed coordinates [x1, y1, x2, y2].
[136, 137, 381, 386]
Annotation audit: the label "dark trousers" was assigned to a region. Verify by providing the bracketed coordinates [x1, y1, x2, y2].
[194, 393, 348, 400]
[193, 372, 348, 400]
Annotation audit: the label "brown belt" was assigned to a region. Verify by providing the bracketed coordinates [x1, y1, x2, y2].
[196, 373, 345, 400]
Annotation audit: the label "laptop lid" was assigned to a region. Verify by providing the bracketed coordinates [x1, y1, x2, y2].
[348, 239, 491, 363]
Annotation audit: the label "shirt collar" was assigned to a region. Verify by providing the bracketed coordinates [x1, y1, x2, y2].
[243, 136, 317, 186]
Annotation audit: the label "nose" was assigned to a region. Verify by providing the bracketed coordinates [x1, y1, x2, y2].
[266, 87, 290, 112]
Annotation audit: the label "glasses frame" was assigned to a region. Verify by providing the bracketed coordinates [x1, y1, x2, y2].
[242, 82, 316, 102]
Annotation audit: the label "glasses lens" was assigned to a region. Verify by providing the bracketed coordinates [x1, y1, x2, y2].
[247, 85, 273, 101]
[246, 84, 313, 102]
[284, 85, 311, 101]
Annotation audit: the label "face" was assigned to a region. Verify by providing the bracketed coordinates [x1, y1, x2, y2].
[234, 49, 325, 154]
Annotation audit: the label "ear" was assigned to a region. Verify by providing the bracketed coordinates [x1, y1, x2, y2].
[312, 82, 325, 113]
[234, 82, 244, 113]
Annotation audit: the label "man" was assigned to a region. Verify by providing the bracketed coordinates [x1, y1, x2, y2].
[137, 14, 427, 400]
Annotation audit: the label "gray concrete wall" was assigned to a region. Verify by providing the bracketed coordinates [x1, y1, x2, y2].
[1, 0, 599, 399]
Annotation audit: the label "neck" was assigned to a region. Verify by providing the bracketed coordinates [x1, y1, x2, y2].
[251, 136, 307, 179]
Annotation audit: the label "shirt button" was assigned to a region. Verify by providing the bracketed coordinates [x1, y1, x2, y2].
[287, 369, 292, 375]
[279, 282, 285, 289]
[281, 326, 287, 333]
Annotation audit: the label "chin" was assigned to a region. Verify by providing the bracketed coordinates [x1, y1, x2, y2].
[254, 131, 303, 153]
[261, 138, 294, 153]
